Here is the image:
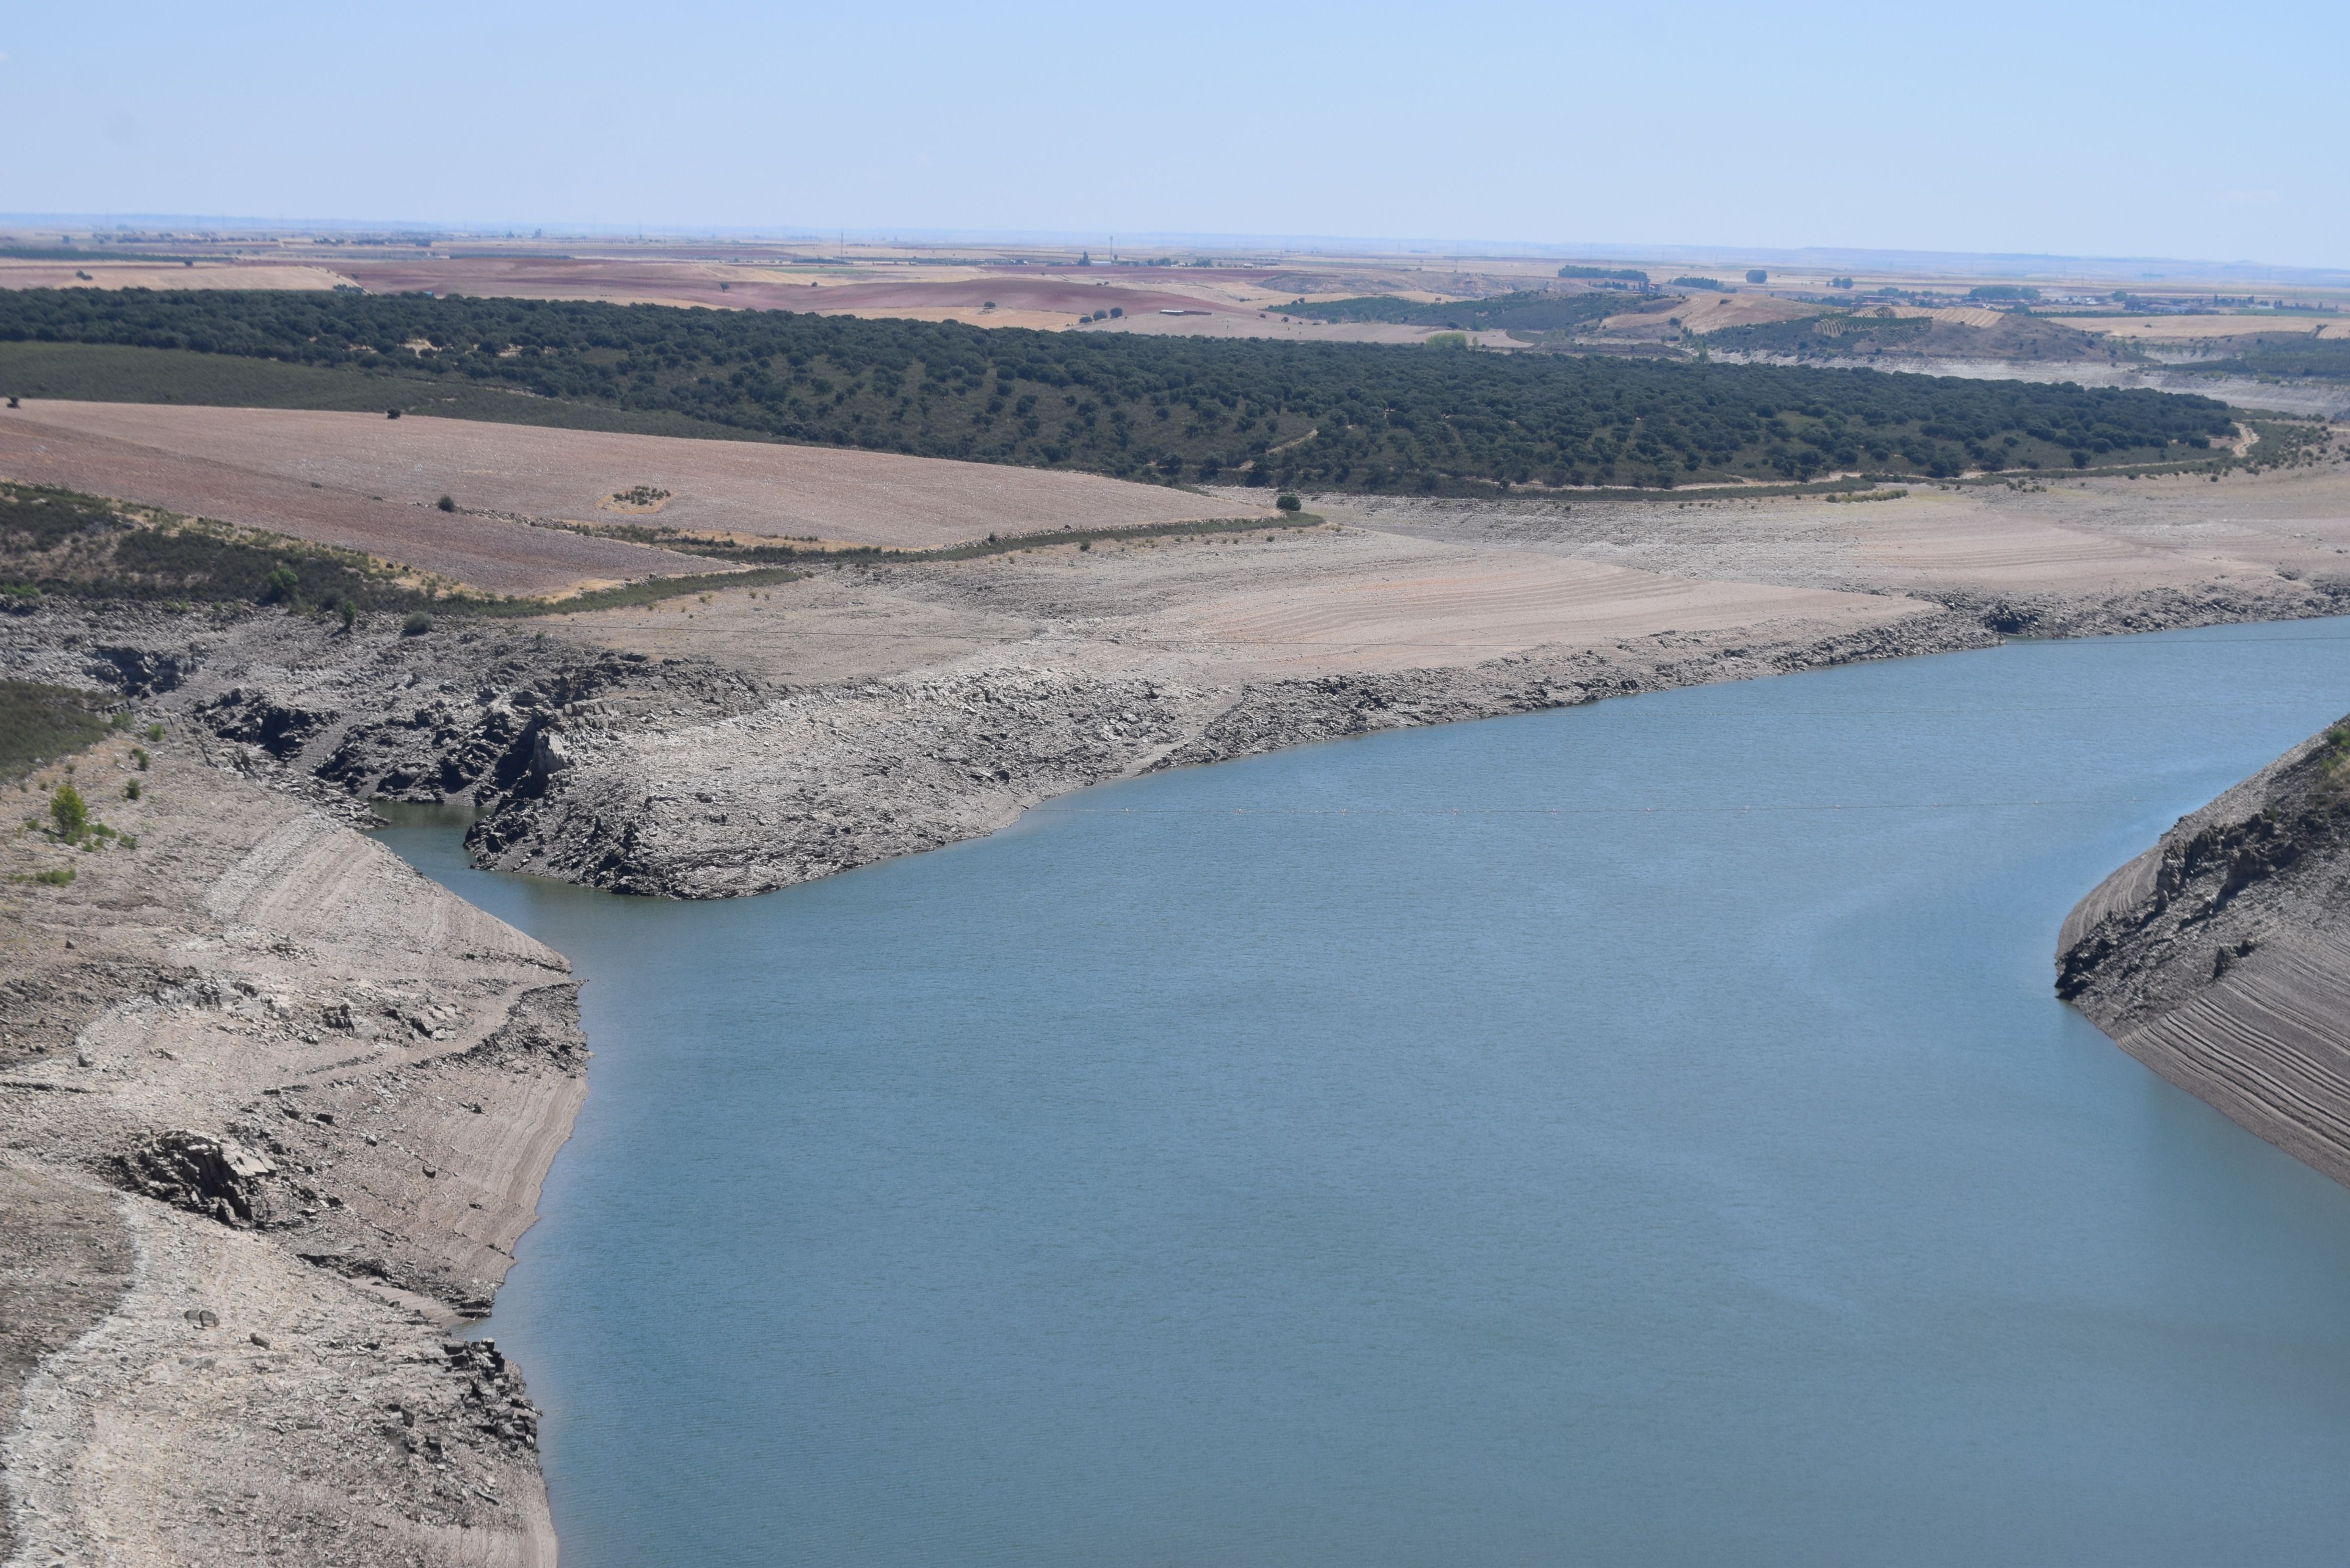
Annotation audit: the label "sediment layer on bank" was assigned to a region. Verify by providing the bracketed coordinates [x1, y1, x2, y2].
[2059, 716, 2350, 1185]
[1, 721, 584, 1566]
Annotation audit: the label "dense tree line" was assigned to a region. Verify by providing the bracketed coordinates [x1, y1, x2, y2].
[0, 289, 2237, 489]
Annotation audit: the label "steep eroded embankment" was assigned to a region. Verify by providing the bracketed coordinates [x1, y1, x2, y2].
[2059, 718, 2350, 1184]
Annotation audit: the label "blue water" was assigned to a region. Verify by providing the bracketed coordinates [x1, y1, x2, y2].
[381, 620, 2350, 1567]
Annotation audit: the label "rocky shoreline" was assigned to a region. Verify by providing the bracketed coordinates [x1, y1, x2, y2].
[2, 721, 583, 1566]
[14, 574, 2344, 906]
[2058, 714, 2350, 1187]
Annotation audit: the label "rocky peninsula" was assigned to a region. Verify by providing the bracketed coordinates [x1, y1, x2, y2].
[2059, 714, 2350, 1186]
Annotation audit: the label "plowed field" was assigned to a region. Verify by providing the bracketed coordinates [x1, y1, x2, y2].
[0, 410, 718, 596]
[1, 401, 1276, 550]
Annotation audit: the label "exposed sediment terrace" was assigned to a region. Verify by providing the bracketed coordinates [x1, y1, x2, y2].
[2059, 717, 2350, 1186]
[19, 464, 2350, 903]
[1, 727, 583, 1565]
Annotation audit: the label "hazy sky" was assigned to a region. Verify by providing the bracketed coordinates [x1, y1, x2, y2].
[6, 0, 2344, 267]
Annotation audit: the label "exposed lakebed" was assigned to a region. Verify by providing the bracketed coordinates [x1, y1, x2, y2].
[381, 619, 2350, 1567]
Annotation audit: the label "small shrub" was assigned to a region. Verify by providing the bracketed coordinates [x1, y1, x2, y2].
[50, 782, 88, 841]
[1275, 493, 1302, 512]
[21, 867, 74, 886]
[261, 564, 301, 605]
[338, 597, 358, 631]
[436, 494, 457, 512]
[1079, 539, 1092, 551]
[144, 723, 162, 742]
[132, 746, 150, 770]
[118, 832, 138, 850]
[124, 779, 141, 800]
[402, 610, 433, 636]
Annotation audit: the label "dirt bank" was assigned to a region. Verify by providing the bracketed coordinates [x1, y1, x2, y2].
[2058, 717, 2350, 1187]
[1, 721, 584, 1565]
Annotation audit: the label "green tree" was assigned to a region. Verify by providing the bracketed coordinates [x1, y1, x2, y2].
[50, 782, 87, 841]
[261, 565, 300, 604]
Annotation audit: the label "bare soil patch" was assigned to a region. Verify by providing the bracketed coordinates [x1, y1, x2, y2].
[1147, 549, 1926, 673]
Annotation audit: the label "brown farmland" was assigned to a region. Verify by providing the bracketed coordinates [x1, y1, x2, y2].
[332, 257, 1255, 323]
[0, 408, 719, 596]
[2, 399, 1280, 557]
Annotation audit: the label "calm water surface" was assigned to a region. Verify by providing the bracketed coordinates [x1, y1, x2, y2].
[381, 620, 2350, 1567]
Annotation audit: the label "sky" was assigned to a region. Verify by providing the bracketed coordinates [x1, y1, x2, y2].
[5, 0, 2346, 268]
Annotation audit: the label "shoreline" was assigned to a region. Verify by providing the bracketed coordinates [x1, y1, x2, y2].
[4, 594, 2345, 1560]
[1, 727, 585, 1565]
[11, 452, 2350, 1555]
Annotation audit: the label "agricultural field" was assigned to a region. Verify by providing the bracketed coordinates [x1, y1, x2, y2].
[0, 418, 719, 597]
[0, 258, 352, 293]
[0, 399, 1279, 552]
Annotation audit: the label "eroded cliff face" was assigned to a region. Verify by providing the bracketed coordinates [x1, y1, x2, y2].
[2058, 717, 2350, 1185]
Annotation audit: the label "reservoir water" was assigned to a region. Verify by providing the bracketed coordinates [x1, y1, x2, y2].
[382, 619, 2350, 1567]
